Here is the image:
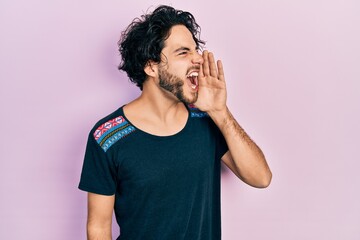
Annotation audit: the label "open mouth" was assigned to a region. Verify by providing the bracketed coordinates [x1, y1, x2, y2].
[186, 72, 199, 90]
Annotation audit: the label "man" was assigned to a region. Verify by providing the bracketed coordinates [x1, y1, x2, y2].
[79, 5, 272, 240]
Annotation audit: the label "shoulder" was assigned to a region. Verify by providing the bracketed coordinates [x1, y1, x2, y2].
[187, 104, 209, 118]
[187, 104, 220, 133]
[90, 106, 136, 152]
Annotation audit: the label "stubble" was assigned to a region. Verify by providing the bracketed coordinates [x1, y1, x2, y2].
[158, 68, 198, 104]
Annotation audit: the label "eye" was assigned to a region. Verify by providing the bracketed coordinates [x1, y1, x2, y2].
[178, 51, 187, 55]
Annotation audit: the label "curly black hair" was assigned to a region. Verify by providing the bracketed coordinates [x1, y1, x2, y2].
[118, 5, 205, 90]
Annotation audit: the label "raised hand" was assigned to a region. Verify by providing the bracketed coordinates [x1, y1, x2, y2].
[195, 50, 227, 114]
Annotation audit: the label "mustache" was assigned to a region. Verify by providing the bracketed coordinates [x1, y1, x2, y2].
[186, 66, 200, 74]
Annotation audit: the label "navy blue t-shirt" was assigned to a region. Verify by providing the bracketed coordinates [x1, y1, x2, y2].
[79, 105, 228, 240]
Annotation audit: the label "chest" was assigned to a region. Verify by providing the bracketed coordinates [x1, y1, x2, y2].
[112, 123, 217, 192]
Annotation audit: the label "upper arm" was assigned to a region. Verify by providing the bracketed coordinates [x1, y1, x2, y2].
[87, 192, 115, 229]
[221, 151, 243, 181]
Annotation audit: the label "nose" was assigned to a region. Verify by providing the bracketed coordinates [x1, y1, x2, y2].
[192, 51, 204, 65]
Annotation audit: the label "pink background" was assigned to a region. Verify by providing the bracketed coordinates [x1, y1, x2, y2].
[1, 0, 359, 239]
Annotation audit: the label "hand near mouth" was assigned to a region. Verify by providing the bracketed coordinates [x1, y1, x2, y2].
[195, 50, 227, 116]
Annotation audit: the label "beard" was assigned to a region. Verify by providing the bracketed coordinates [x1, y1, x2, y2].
[158, 67, 198, 104]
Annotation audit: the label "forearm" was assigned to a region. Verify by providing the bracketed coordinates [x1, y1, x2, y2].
[209, 107, 272, 187]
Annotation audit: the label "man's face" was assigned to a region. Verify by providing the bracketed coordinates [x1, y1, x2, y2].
[158, 25, 203, 104]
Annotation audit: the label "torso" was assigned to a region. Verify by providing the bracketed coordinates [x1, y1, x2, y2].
[79, 104, 228, 240]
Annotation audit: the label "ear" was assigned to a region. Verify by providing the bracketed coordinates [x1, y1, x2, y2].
[144, 61, 158, 78]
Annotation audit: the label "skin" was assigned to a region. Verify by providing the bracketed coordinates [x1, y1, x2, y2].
[87, 24, 272, 239]
[87, 193, 114, 240]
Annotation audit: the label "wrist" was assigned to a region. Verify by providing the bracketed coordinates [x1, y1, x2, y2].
[207, 106, 231, 127]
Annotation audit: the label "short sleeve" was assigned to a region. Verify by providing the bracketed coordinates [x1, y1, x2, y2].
[78, 132, 116, 195]
[215, 127, 228, 160]
[209, 119, 228, 160]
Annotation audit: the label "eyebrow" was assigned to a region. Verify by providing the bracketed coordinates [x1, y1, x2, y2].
[173, 47, 191, 53]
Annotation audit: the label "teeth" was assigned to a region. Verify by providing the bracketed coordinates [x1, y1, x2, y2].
[187, 72, 198, 77]
[187, 71, 198, 90]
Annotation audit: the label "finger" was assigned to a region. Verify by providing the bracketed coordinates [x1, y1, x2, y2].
[217, 60, 225, 81]
[208, 52, 218, 77]
[202, 50, 210, 76]
[199, 63, 204, 79]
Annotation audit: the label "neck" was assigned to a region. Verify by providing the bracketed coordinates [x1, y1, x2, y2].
[131, 79, 187, 122]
